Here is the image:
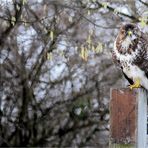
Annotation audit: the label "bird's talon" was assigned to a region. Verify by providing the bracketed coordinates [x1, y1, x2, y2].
[128, 78, 141, 90]
[129, 85, 133, 90]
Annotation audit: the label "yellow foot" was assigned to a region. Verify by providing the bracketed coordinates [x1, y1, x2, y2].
[129, 78, 141, 90]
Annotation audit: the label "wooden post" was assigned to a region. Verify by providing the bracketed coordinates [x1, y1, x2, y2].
[109, 88, 147, 148]
[137, 89, 147, 148]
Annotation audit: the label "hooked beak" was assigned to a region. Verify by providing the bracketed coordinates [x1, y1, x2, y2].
[127, 30, 132, 36]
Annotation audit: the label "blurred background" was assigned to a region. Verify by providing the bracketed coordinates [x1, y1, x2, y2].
[0, 0, 148, 147]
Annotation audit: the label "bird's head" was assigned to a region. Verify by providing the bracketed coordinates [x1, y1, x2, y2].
[119, 23, 140, 39]
[116, 23, 141, 53]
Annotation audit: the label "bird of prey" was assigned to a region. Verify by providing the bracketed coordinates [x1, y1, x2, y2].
[112, 23, 148, 90]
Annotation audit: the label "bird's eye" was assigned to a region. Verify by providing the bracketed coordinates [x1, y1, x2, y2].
[121, 30, 125, 34]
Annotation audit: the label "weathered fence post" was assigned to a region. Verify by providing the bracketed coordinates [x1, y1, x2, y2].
[109, 88, 147, 148]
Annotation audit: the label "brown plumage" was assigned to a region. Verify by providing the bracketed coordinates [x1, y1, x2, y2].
[112, 23, 148, 90]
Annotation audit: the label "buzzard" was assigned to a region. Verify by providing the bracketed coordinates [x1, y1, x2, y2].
[112, 23, 148, 90]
